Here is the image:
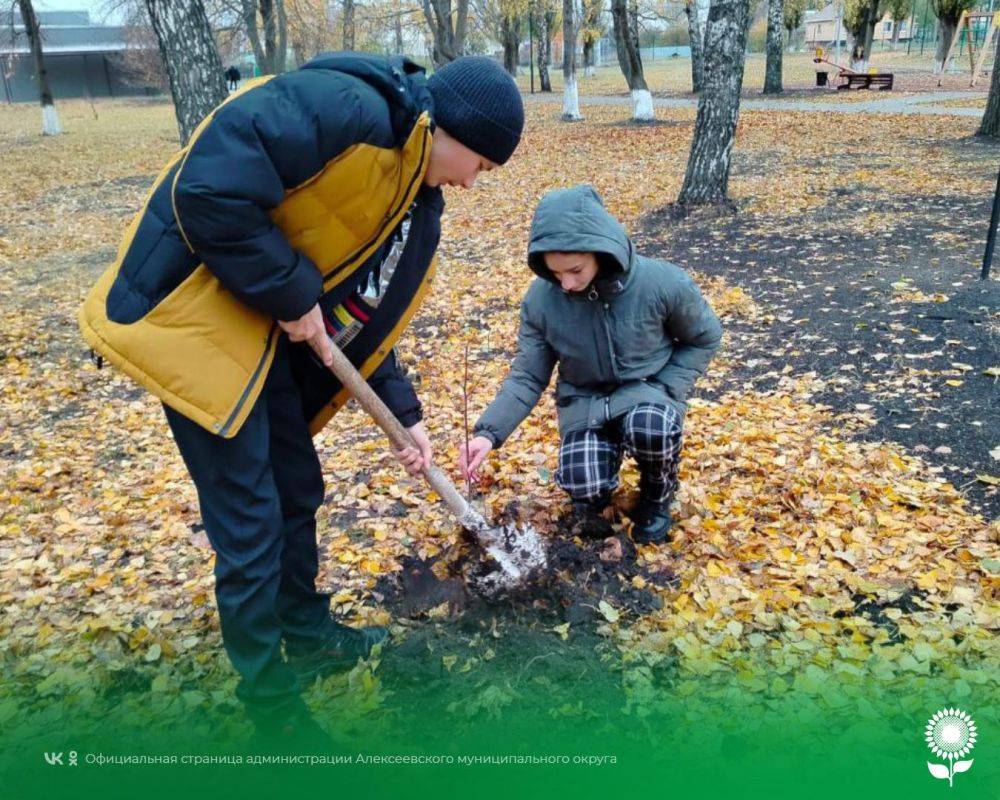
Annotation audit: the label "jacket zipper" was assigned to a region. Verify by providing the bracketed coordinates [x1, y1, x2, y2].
[598, 298, 620, 383]
[219, 123, 430, 437]
[589, 286, 619, 423]
[321, 124, 429, 286]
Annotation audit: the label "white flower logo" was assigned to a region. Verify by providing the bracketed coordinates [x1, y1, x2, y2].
[925, 708, 977, 787]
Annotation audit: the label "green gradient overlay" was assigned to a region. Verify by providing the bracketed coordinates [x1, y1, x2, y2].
[2, 645, 996, 800]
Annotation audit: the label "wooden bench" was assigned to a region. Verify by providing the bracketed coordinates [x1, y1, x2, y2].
[838, 73, 894, 91]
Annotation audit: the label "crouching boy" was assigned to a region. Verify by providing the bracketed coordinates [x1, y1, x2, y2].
[459, 185, 722, 544]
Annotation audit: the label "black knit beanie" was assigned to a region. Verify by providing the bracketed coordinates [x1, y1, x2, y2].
[427, 56, 524, 165]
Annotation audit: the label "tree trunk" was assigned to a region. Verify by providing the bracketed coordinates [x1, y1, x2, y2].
[276, 0, 287, 70]
[502, 14, 520, 76]
[847, 0, 881, 71]
[861, 13, 877, 66]
[677, 0, 750, 207]
[686, 0, 710, 93]
[582, 0, 601, 75]
[242, 0, 286, 74]
[611, 0, 651, 119]
[891, 19, 902, 46]
[394, 1, 404, 53]
[628, 0, 640, 46]
[260, 0, 279, 71]
[763, 0, 783, 93]
[934, 16, 958, 73]
[343, 0, 355, 50]
[978, 49, 1000, 137]
[242, 0, 267, 71]
[16, 0, 60, 135]
[538, 9, 554, 91]
[145, 0, 227, 144]
[562, 0, 581, 119]
[422, 0, 468, 66]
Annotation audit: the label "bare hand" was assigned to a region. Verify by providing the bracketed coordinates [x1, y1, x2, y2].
[458, 435, 493, 482]
[394, 422, 433, 477]
[278, 304, 332, 367]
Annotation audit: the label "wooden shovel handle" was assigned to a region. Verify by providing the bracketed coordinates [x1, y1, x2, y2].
[325, 343, 474, 525]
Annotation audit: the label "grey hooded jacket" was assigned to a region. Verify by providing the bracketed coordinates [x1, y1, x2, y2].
[473, 185, 723, 448]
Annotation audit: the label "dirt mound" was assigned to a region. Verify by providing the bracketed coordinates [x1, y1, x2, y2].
[374, 508, 677, 627]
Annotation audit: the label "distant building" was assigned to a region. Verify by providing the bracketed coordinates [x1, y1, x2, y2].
[1, 9, 158, 103]
[804, 2, 914, 48]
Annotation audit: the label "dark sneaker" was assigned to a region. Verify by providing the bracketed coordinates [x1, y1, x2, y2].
[246, 697, 334, 754]
[630, 500, 673, 545]
[563, 499, 614, 540]
[286, 622, 389, 682]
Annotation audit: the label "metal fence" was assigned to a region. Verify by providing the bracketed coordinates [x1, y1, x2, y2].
[1, 52, 156, 103]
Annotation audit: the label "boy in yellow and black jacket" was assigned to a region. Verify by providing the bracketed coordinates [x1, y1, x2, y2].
[78, 53, 524, 744]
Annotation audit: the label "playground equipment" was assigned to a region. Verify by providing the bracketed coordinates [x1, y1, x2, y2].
[937, 10, 1000, 87]
[813, 50, 894, 91]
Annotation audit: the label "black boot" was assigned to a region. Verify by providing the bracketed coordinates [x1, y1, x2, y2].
[630, 499, 673, 545]
[563, 493, 614, 540]
[286, 621, 389, 682]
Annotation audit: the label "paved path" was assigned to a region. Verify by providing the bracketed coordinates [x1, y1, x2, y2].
[526, 90, 987, 117]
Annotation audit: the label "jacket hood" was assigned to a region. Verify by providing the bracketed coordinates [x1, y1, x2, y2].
[527, 185, 634, 290]
[301, 52, 433, 145]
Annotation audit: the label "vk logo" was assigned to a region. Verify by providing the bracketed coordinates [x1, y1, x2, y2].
[43, 751, 77, 766]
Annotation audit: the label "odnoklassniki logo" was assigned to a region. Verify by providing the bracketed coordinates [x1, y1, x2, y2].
[925, 708, 977, 787]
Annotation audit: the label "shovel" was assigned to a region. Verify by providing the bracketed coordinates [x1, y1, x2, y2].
[324, 342, 546, 591]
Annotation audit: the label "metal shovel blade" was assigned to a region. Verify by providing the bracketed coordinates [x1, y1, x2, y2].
[458, 507, 547, 595]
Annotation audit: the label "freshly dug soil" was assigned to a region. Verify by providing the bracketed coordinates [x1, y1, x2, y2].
[374, 519, 676, 627]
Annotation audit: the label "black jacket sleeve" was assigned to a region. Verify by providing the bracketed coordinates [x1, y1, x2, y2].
[171, 70, 390, 322]
[367, 349, 422, 428]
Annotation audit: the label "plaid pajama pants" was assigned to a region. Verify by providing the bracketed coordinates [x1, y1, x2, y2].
[556, 403, 683, 506]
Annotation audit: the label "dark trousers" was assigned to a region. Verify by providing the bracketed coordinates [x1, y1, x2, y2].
[555, 403, 683, 506]
[163, 337, 332, 711]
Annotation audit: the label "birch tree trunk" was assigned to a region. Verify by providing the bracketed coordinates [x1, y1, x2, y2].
[562, 0, 581, 119]
[763, 0, 783, 94]
[611, 0, 652, 119]
[677, 0, 751, 207]
[144, 0, 228, 144]
[686, 0, 710, 93]
[16, 0, 60, 135]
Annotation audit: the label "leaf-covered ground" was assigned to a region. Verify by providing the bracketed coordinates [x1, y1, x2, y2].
[0, 97, 997, 745]
[514, 51, 991, 96]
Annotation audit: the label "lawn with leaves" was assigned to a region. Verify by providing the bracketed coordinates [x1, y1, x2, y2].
[514, 51, 989, 96]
